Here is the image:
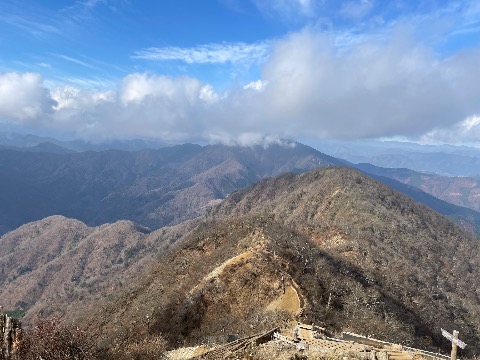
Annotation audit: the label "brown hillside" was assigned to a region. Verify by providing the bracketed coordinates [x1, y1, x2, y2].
[0, 215, 197, 325]
[394, 172, 480, 212]
[82, 167, 480, 356]
[355, 164, 480, 213]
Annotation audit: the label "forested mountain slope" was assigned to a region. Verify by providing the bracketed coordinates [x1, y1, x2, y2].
[78, 167, 480, 356]
[0, 142, 342, 235]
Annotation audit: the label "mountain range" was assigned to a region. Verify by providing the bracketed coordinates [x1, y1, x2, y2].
[2, 167, 478, 356]
[0, 141, 343, 235]
[355, 163, 480, 212]
[3, 139, 480, 237]
[0, 132, 168, 152]
[4, 133, 480, 176]
[313, 140, 480, 177]
[1, 137, 480, 357]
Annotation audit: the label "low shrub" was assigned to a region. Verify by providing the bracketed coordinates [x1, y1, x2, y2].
[18, 318, 99, 360]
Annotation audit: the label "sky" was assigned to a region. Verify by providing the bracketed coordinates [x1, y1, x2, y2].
[0, 0, 480, 146]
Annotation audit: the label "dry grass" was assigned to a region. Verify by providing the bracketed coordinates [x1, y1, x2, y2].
[105, 335, 167, 360]
[17, 317, 167, 360]
[18, 317, 100, 360]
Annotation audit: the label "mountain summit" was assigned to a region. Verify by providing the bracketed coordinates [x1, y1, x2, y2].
[66, 167, 479, 356]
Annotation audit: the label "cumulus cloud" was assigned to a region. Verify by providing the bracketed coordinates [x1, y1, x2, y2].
[51, 85, 114, 110]
[0, 72, 56, 122]
[199, 85, 221, 104]
[421, 115, 480, 144]
[3, 26, 480, 145]
[249, 28, 480, 140]
[44, 73, 226, 141]
[118, 73, 205, 105]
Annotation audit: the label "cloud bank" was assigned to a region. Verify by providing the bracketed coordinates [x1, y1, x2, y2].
[1, 27, 480, 145]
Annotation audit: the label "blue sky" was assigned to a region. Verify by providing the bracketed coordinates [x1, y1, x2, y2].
[0, 0, 480, 145]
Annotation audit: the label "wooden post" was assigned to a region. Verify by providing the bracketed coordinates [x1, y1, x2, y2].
[442, 328, 466, 358]
[451, 330, 459, 360]
[0, 306, 4, 358]
[4, 316, 12, 359]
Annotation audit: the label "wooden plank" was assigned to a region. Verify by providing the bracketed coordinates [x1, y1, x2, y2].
[441, 329, 466, 350]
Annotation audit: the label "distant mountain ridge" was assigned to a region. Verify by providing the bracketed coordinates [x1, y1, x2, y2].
[5, 133, 480, 177]
[0, 142, 75, 154]
[355, 163, 480, 213]
[3, 140, 480, 236]
[0, 132, 169, 152]
[0, 142, 343, 235]
[314, 140, 480, 177]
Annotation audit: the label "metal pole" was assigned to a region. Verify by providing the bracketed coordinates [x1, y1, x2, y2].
[451, 330, 459, 360]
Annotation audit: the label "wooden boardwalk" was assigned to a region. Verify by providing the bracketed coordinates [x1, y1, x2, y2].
[194, 328, 279, 360]
[179, 324, 451, 360]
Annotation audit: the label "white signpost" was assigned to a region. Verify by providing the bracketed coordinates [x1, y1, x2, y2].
[441, 329, 466, 360]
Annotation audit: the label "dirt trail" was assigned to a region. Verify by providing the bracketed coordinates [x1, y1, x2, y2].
[266, 285, 301, 315]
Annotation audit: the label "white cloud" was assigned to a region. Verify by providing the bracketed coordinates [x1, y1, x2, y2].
[199, 85, 220, 104]
[47, 73, 216, 140]
[51, 85, 114, 110]
[133, 42, 271, 65]
[0, 72, 55, 122]
[243, 80, 267, 91]
[208, 132, 295, 148]
[421, 115, 480, 144]
[3, 24, 480, 146]
[118, 73, 203, 106]
[249, 28, 480, 141]
[252, 0, 319, 19]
